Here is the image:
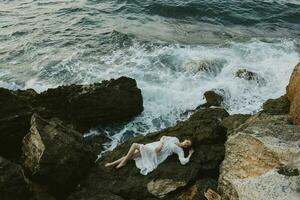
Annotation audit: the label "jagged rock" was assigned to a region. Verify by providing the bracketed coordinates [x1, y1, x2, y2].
[22, 114, 96, 199]
[235, 69, 266, 86]
[287, 63, 300, 124]
[0, 88, 34, 161]
[36, 76, 143, 132]
[0, 77, 143, 161]
[221, 114, 251, 136]
[0, 156, 30, 200]
[67, 108, 229, 200]
[218, 113, 300, 200]
[262, 95, 290, 115]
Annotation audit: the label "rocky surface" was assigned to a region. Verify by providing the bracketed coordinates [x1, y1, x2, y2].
[67, 108, 229, 200]
[218, 113, 300, 200]
[21, 114, 96, 199]
[0, 156, 30, 200]
[0, 77, 143, 162]
[221, 114, 251, 136]
[287, 63, 300, 125]
[0, 88, 35, 161]
[36, 76, 143, 132]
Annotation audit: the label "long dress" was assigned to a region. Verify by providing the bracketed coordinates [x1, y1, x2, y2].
[134, 136, 190, 175]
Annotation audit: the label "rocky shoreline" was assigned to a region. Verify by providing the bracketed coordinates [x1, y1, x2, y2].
[0, 64, 299, 200]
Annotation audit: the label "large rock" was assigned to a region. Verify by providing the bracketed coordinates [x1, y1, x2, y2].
[22, 114, 96, 199]
[218, 113, 300, 200]
[0, 156, 30, 200]
[0, 77, 143, 161]
[0, 88, 35, 161]
[287, 63, 300, 124]
[35, 76, 143, 132]
[67, 108, 229, 200]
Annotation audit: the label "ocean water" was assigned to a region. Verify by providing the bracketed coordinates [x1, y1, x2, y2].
[0, 0, 299, 152]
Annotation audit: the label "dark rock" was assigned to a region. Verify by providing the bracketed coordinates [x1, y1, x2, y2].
[85, 133, 110, 156]
[262, 95, 290, 115]
[203, 90, 224, 107]
[221, 114, 251, 136]
[277, 166, 299, 176]
[35, 76, 143, 132]
[67, 108, 229, 200]
[0, 88, 34, 162]
[0, 156, 30, 200]
[21, 114, 96, 199]
[0, 77, 143, 161]
[235, 69, 266, 86]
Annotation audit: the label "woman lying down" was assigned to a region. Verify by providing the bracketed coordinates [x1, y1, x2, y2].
[105, 136, 194, 175]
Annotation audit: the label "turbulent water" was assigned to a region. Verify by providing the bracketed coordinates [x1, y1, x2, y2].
[1, 0, 299, 152]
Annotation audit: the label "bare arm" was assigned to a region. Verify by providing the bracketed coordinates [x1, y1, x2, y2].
[175, 147, 194, 165]
[155, 136, 167, 154]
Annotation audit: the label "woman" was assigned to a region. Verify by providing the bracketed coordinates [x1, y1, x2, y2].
[105, 136, 194, 175]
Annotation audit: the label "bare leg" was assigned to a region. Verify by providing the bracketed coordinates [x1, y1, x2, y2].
[116, 143, 140, 169]
[105, 156, 125, 167]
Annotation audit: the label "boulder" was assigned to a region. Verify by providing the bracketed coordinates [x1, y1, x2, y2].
[67, 108, 229, 200]
[0, 77, 143, 161]
[21, 114, 96, 199]
[262, 95, 290, 115]
[287, 63, 300, 124]
[235, 69, 266, 86]
[0, 156, 30, 200]
[203, 90, 223, 107]
[218, 113, 300, 200]
[0, 88, 34, 161]
[36, 76, 143, 132]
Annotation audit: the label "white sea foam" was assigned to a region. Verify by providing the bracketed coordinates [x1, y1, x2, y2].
[1, 39, 298, 154]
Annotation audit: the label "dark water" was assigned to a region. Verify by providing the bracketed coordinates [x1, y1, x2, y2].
[1, 0, 299, 151]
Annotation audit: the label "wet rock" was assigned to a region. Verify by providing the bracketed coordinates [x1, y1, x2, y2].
[287, 63, 300, 124]
[262, 95, 290, 115]
[21, 114, 96, 199]
[186, 59, 226, 76]
[203, 90, 223, 107]
[235, 69, 266, 86]
[36, 76, 143, 132]
[67, 108, 229, 200]
[0, 88, 34, 162]
[0, 156, 30, 200]
[218, 113, 300, 200]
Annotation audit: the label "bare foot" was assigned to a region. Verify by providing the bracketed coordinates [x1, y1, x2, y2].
[116, 161, 126, 169]
[105, 163, 113, 167]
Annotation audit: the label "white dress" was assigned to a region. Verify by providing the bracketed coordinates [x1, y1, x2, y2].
[134, 136, 189, 175]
